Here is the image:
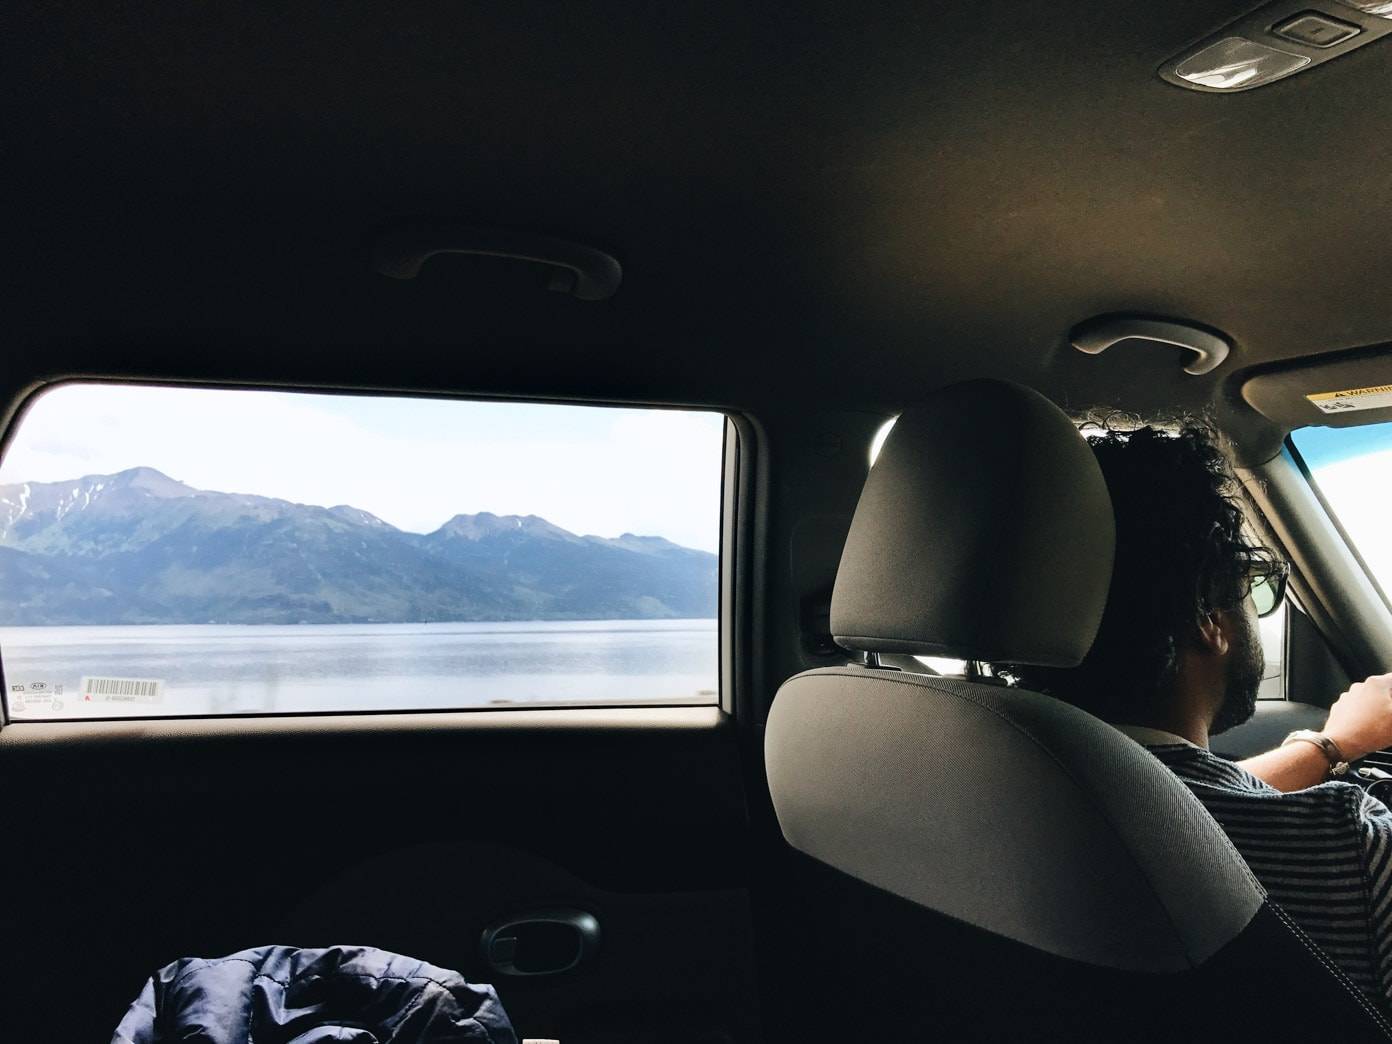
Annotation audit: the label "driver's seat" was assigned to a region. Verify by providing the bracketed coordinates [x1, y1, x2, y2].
[763, 379, 1392, 1041]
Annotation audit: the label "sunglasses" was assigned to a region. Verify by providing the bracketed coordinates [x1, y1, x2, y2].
[1248, 562, 1289, 618]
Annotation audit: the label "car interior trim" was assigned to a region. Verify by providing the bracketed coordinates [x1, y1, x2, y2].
[0, 705, 728, 746]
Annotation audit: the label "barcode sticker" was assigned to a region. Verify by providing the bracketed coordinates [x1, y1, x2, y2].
[80, 676, 165, 704]
[1307, 384, 1392, 415]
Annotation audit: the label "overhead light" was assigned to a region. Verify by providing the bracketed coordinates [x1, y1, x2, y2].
[1334, 0, 1392, 17]
[1159, 0, 1392, 93]
[1173, 38, 1309, 90]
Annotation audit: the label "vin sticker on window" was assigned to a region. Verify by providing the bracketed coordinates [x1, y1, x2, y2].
[1307, 384, 1392, 415]
[79, 676, 165, 704]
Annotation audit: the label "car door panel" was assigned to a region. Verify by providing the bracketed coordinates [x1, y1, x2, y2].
[0, 708, 758, 1043]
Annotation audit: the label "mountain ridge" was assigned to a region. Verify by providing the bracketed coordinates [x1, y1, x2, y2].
[0, 468, 717, 625]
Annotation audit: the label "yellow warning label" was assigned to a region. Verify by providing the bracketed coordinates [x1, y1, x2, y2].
[1307, 385, 1392, 415]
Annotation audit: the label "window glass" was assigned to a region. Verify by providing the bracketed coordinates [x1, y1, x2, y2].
[869, 417, 897, 466]
[1291, 421, 1392, 599]
[915, 656, 967, 675]
[1258, 601, 1286, 699]
[0, 384, 723, 719]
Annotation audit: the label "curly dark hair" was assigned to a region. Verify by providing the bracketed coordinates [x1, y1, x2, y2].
[1001, 423, 1281, 723]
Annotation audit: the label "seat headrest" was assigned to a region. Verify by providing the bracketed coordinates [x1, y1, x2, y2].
[830, 380, 1114, 666]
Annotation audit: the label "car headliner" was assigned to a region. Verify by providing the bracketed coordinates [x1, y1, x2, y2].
[6, 1, 1391, 460]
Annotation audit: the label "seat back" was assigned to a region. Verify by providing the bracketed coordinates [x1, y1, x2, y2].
[768, 669, 1263, 973]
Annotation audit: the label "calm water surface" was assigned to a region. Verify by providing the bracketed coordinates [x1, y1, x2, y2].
[0, 620, 718, 719]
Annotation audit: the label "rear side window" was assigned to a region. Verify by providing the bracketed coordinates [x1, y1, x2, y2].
[0, 384, 724, 719]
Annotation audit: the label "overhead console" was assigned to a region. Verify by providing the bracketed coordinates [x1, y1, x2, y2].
[1160, 0, 1392, 92]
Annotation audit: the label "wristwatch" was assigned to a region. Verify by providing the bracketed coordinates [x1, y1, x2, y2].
[1281, 730, 1351, 779]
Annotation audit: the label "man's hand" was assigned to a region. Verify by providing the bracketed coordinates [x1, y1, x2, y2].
[1240, 674, 1392, 792]
[1323, 674, 1392, 763]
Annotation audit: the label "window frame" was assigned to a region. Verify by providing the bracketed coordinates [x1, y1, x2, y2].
[0, 378, 741, 726]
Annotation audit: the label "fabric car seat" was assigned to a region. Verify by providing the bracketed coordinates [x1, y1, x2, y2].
[764, 379, 1392, 1041]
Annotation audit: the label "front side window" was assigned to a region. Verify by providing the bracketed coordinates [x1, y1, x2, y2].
[0, 384, 724, 719]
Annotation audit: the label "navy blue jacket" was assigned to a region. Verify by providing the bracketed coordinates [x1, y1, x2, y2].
[111, 945, 518, 1043]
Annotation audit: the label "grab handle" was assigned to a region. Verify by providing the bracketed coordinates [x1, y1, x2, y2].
[1071, 315, 1230, 376]
[374, 224, 622, 301]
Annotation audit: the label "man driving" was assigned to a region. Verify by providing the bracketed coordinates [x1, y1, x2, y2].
[1004, 424, 1392, 1006]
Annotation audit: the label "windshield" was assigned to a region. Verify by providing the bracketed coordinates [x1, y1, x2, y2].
[1289, 421, 1392, 601]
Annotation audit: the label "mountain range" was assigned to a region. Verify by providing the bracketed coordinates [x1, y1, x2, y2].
[0, 468, 717, 625]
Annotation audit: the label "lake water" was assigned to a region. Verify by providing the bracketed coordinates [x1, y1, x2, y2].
[0, 620, 719, 719]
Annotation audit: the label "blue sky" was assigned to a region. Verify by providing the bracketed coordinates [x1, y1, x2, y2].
[1291, 421, 1392, 593]
[0, 385, 726, 552]
[1290, 422, 1392, 470]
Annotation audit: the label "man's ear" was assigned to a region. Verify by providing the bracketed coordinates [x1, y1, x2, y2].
[1195, 611, 1231, 657]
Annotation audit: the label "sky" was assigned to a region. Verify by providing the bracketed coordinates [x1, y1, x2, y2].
[0, 385, 726, 552]
[1293, 422, 1392, 593]
[1291, 422, 1392, 471]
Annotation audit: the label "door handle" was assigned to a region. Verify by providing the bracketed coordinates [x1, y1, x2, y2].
[481, 908, 601, 976]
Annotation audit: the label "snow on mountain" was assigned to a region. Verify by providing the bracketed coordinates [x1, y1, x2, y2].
[0, 466, 196, 540]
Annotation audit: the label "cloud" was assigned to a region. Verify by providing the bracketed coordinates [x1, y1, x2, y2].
[0, 384, 725, 552]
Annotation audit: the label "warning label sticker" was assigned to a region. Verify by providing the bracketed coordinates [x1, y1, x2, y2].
[79, 676, 165, 704]
[1307, 385, 1392, 415]
[9, 681, 66, 714]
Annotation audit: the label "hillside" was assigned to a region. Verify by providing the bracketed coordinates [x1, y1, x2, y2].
[0, 469, 717, 625]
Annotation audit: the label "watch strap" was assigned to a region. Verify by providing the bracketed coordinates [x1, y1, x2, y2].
[1282, 730, 1351, 778]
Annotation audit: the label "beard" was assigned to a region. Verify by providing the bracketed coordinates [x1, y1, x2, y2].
[1210, 610, 1266, 736]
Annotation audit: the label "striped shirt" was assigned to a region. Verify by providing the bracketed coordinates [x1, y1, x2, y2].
[1127, 731, 1392, 1006]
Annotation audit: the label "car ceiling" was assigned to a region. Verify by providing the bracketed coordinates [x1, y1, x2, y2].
[6, 1, 1392, 459]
